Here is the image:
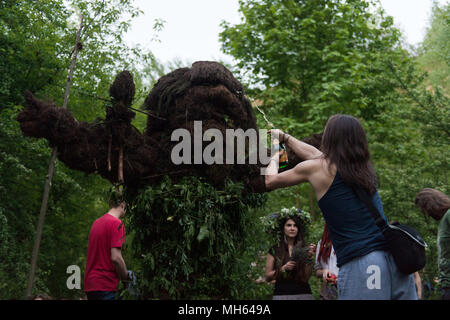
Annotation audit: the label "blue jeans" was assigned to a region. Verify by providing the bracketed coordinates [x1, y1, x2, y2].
[337, 250, 418, 300]
[86, 291, 117, 300]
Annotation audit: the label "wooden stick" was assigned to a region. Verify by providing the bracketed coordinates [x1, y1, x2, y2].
[25, 16, 84, 300]
[73, 89, 168, 121]
[249, 97, 274, 128]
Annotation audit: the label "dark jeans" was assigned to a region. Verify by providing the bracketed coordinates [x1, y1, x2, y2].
[86, 291, 117, 300]
[442, 287, 450, 300]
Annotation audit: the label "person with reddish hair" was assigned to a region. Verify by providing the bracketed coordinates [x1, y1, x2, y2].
[314, 224, 339, 300]
[416, 188, 450, 300]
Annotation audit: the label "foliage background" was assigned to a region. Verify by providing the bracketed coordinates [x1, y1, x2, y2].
[220, 0, 449, 300]
[0, 0, 448, 299]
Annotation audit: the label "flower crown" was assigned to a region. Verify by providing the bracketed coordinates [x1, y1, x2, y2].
[260, 206, 311, 237]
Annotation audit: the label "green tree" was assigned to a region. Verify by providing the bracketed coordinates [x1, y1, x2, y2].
[0, 0, 70, 108]
[0, 0, 157, 299]
[221, 0, 449, 299]
[220, 0, 411, 135]
[417, 2, 450, 91]
[376, 3, 449, 294]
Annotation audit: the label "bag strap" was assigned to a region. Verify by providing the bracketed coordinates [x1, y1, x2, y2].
[353, 187, 389, 232]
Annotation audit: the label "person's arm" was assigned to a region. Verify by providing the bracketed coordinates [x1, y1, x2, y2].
[414, 272, 422, 299]
[265, 253, 277, 282]
[314, 241, 322, 278]
[265, 158, 316, 191]
[111, 247, 128, 281]
[318, 268, 333, 281]
[303, 243, 316, 280]
[265, 253, 296, 282]
[284, 133, 323, 161]
[270, 129, 322, 161]
[313, 242, 332, 282]
[316, 268, 325, 278]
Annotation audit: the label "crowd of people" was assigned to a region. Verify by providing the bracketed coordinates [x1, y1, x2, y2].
[79, 114, 448, 300]
[263, 114, 449, 300]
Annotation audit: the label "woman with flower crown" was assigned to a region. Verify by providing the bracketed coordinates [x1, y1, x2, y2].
[264, 207, 316, 300]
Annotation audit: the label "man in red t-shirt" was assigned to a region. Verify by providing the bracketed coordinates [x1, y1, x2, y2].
[84, 193, 128, 300]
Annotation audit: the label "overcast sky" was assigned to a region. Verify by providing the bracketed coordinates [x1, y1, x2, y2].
[124, 0, 448, 66]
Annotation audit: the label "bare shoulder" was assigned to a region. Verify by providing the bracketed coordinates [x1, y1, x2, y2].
[309, 158, 336, 200]
[294, 158, 323, 173]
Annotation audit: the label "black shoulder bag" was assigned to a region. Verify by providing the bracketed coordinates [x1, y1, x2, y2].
[354, 188, 427, 275]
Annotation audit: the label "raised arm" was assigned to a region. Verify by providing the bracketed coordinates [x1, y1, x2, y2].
[17, 91, 142, 183]
[18, 91, 80, 145]
[274, 129, 322, 161]
[265, 157, 318, 191]
[16, 71, 158, 185]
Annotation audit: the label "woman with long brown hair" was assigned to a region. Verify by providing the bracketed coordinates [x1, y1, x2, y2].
[265, 114, 417, 299]
[416, 188, 450, 300]
[265, 212, 316, 300]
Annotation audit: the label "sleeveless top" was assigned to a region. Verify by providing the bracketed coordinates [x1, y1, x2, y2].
[318, 173, 387, 267]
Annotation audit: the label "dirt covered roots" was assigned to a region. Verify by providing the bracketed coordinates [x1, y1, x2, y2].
[18, 61, 320, 192]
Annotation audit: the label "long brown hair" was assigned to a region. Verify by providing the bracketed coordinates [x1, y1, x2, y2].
[321, 114, 376, 195]
[273, 217, 309, 283]
[415, 188, 450, 221]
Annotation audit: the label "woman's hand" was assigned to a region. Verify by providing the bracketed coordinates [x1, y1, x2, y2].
[322, 269, 331, 282]
[329, 274, 338, 284]
[282, 261, 297, 271]
[321, 269, 337, 284]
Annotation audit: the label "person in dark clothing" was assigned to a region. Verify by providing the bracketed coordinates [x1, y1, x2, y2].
[265, 209, 316, 300]
[265, 114, 417, 300]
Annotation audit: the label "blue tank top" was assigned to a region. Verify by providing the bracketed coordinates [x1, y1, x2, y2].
[318, 173, 387, 267]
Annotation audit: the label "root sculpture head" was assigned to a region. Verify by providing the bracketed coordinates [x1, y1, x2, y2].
[18, 61, 279, 192]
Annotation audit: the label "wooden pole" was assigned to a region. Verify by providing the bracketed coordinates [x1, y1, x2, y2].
[25, 16, 84, 300]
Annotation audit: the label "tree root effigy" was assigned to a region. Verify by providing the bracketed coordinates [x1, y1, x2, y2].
[18, 61, 321, 192]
